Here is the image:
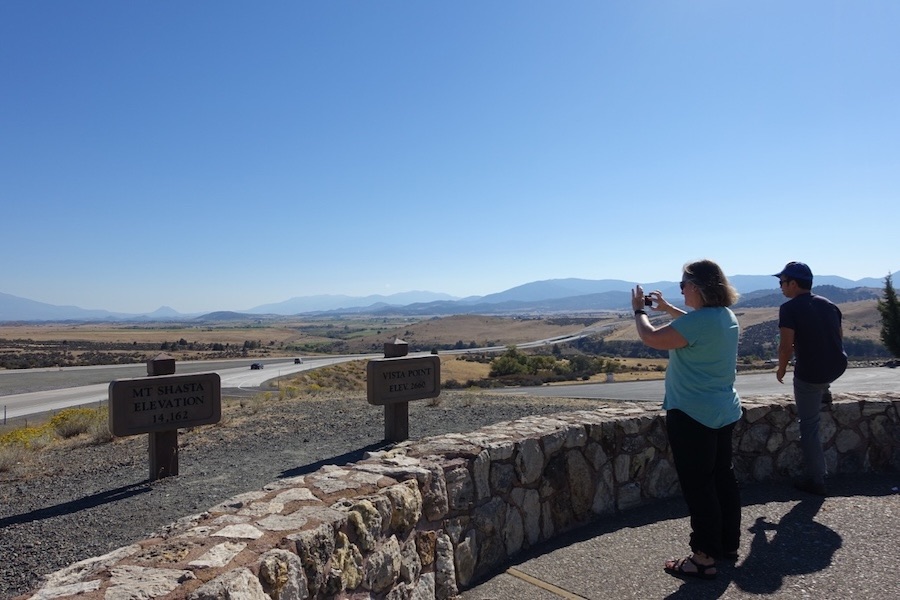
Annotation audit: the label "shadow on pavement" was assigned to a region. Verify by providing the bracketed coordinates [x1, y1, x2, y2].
[660, 497, 840, 600]
[732, 498, 839, 594]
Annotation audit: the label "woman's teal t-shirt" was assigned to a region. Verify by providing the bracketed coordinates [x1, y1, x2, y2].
[663, 306, 742, 428]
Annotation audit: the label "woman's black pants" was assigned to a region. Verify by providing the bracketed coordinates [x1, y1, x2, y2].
[666, 408, 741, 558]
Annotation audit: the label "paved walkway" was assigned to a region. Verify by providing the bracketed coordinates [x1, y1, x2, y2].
[460, 473, 900, 599]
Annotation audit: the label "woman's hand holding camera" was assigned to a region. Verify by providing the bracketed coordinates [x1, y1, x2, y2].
[633, 286, 675, 314]
[651, 290, 674, 312]
[640, 286, 687, 319]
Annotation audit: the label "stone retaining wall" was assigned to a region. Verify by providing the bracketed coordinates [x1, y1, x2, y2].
[22, 394, 899, 600]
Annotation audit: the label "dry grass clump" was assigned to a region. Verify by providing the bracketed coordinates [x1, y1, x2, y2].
[237, 393, 270, 413]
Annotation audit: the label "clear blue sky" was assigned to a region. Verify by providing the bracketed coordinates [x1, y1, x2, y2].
[2, 1, 898, 314]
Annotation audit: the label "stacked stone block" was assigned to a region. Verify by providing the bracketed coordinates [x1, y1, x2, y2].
[20, 394, 899, 600]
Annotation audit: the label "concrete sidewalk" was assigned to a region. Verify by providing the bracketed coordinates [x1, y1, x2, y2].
[459, 473, 900, 599]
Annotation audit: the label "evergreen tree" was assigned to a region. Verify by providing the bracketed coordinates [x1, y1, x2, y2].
[877, 273, 900, 358]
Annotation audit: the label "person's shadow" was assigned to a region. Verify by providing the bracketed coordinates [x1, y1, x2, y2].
[732, 497, 841, 594]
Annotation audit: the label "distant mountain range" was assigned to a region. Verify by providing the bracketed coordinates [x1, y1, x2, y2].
[0, 273, 892, 322]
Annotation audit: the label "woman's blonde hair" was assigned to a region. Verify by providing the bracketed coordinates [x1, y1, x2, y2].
[684, 259, 740, 307]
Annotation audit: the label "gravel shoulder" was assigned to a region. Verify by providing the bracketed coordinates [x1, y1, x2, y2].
[0, 391, 603, 599]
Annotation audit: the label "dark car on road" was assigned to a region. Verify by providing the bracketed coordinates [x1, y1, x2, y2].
[250, 363, 263, 370]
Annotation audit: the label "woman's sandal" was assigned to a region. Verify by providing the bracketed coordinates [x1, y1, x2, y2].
[664, 555, 717, 580]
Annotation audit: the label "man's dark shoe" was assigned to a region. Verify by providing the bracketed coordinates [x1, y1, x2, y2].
[794, 479, 827, 496]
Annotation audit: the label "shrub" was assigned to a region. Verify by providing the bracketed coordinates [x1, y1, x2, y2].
[0, 424, 52, 449]
[50, 408, 101, 439]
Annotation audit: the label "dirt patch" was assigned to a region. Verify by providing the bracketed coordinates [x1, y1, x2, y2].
[440, 356, 492, 383]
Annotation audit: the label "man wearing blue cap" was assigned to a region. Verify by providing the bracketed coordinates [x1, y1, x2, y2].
[774, 261, 848, 496]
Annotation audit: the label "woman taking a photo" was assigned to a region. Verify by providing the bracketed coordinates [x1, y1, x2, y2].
[632, 259, 742, 580]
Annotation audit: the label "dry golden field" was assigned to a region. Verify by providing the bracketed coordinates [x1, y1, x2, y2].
[0, 302, 881, 350]
[0, 314, 610, 363]
[0, 299, 884, 369]
[0, 314, 605, 347]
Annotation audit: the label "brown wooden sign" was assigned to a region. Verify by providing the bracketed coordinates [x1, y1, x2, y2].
[108, 372, 221, 437]
[366, 355, 441, 405]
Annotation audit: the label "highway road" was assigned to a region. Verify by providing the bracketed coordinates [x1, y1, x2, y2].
[2, 354, 897, 423]
[490, 366, 900, 402]
[0, 356, 375, 422]
[0, 320, 623, 423]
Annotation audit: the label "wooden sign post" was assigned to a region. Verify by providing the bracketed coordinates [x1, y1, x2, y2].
[108, 354, 221, 480]
[366, 339, 440, 442]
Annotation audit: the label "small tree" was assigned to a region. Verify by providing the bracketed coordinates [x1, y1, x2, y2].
[489, 346, 529, 377]
[489, 354, 528, 377]
[877, 273, 900, 358]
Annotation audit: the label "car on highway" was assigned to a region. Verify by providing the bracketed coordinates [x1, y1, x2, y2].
[294, 358, 303, 364]
[250, 363, 264, 370]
